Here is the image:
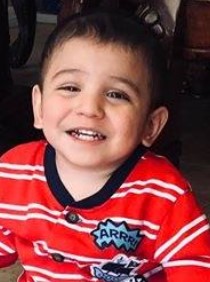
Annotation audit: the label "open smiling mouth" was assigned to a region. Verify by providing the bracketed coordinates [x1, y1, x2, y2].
[67, 129, 106, 141]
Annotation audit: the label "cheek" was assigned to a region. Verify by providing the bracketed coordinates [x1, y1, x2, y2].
[121, 112, 148, 139]
[114, 113, 140, 135]
[41, 99, 64, 126]
[43, 95, 69, 116]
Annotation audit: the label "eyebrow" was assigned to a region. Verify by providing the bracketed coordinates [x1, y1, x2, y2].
[51, 69, 140, 93]
[110, 75, 140, 94]
[51, 69, 86, 80]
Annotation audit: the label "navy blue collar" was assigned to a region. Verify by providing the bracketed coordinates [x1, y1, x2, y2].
[45, 144, 146, 209]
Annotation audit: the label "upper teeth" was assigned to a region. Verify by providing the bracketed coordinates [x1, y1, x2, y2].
[70, 129, 105, 140]
[77, 129, 98, 136]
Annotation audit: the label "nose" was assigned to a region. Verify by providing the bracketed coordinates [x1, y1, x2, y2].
[74, 92, 105, 119]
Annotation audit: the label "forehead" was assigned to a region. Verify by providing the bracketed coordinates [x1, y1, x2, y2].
[45, 36, 149, 78]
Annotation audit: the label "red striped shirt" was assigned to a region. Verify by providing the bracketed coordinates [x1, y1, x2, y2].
[0, 141, 209, 281]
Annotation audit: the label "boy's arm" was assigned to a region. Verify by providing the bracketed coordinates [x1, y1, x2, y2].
[151, 190, 210, 281]
[0, 226, 18, 268]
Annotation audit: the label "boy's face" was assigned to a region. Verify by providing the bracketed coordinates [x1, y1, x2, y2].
[32, 37, 167, 172]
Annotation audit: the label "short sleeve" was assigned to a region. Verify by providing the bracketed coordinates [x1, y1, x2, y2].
[153, 190, 210, 281]
[0, 226, 18, 267]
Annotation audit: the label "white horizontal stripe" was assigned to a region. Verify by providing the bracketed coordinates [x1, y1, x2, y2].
[161, 224, 210, 262]
[0, 206, 158, 239]
[0, 163, 44, 171]
[0, 212, 57, 224]
[0, 211, 156, 240]
[0, 172, 46, 181]
[24, 265, 97, 280]
[0, 212, 93, 235]
[32, 276, 50, 282]
[57, 218, 93, 233]
[108, 217, 160, 231]
[112, 187, 176, 202]
[80, 216, 160, 236]
[154, 215, 207, 259]
[0, 226, 12, 235]
[164, 259, 210, 269]
[141, 230, 157, 240]
[121, 179, 184, 194]
[74, 215, 98, 225]
[34, 240, 107, 264]
[63, 217, 156, 239]
[79, 215, 160, 233]
[33, 243, 48, 257]
[2, 230, 11, 236]
[144, 265, 163, 279]
[0, 212, 92, 234]
[0, 203, 60, 216]
[0, 241, 15, 253]
[77, 216, 157, 240]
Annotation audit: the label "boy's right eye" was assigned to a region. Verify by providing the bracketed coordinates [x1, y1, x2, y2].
[57, 85, 81, 93]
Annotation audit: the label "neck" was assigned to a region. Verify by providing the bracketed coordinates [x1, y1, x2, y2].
[55, 157, 115, 202]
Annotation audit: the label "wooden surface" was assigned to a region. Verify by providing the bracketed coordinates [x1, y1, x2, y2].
[174, 0, 210, 59]
[0, 261, 22, 282]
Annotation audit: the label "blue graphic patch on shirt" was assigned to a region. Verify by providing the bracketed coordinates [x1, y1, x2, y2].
[90, 254, 147, 282]
[91, 219, 143, 251]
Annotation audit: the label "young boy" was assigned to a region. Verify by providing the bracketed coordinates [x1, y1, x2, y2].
[0, 10, 209, 282]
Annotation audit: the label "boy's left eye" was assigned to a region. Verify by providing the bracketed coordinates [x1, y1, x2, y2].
[57, 85, 80, 92]
[106, 91, 130, 101]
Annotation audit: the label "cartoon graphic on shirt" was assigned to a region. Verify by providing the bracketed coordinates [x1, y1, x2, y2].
[91, 219, 143, 251]
[90, 254, 147, 282]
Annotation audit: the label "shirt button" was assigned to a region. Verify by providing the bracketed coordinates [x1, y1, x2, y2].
[65, 212, 80, 223]
[51, 253, 65, 262]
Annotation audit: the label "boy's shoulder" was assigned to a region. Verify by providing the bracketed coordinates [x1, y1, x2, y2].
[0, 140, 47, 165]
[131, 150, 190, 192]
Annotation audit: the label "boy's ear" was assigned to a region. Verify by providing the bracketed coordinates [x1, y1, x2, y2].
[32, 84, 43, 129]
[142, 106, 168, 147]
